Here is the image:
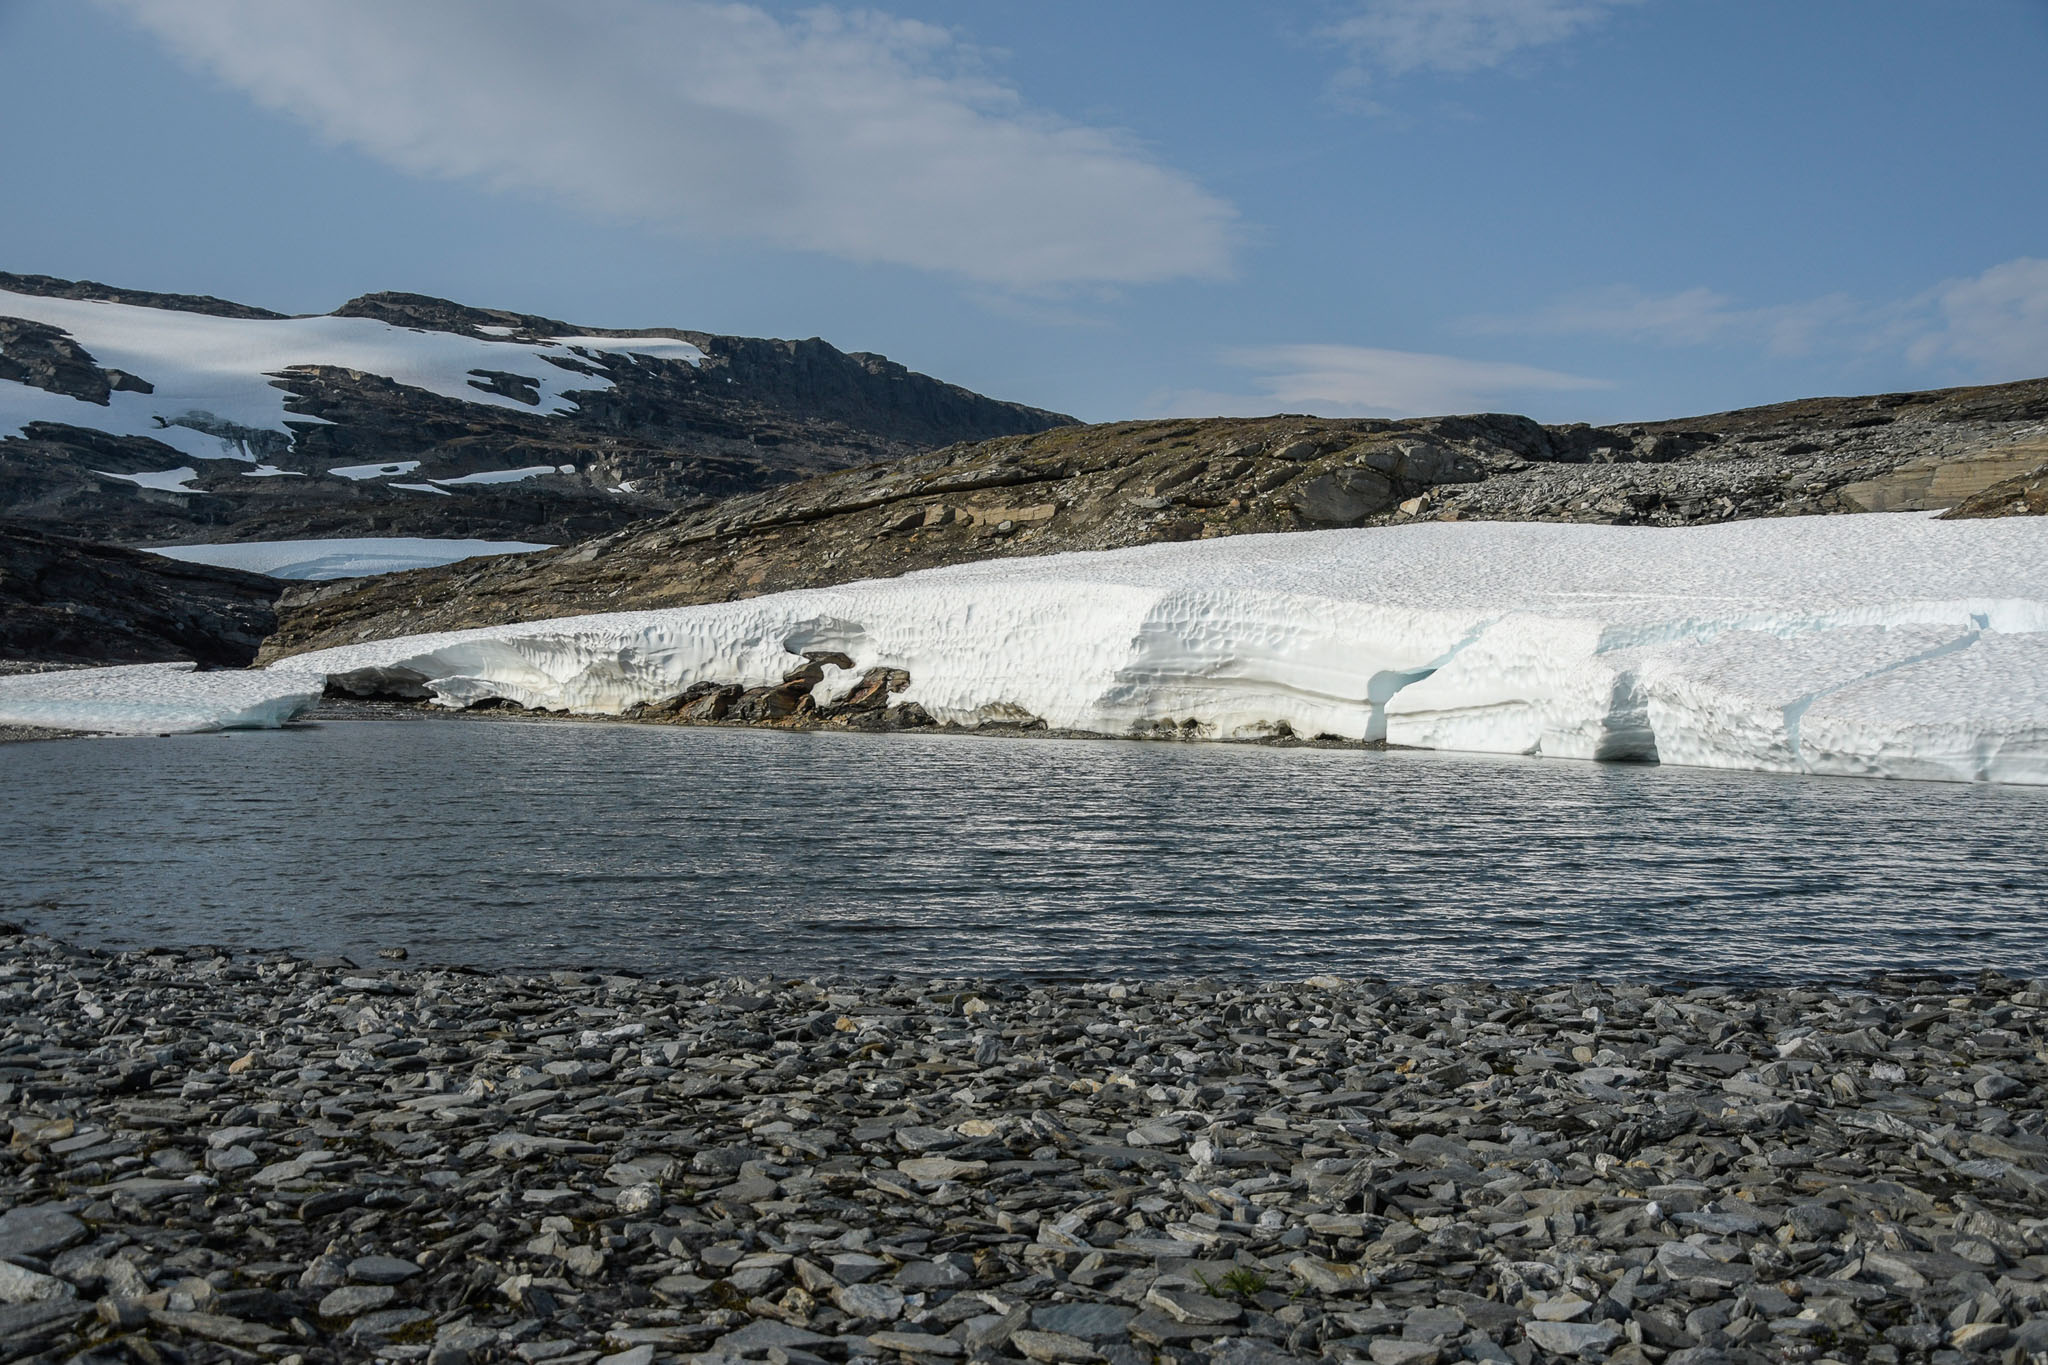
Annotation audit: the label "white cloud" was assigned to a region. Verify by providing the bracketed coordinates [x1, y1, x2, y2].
[101, 0, 1235, 291]
[1908, 257, 2048, 380]
[1327, 0, 1640, 77]
[1468, 258, 2048, 382]
[1160, 344, 1609, 418]
[1465, 284, 1863, 357]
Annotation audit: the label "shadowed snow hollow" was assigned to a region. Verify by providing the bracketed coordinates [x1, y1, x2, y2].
[279, 514, 2048, 784]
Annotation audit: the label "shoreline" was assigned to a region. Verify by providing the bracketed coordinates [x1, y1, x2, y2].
[318, 695, 1395, 753]
[0, 722, 88, 743]
[2, 927, 2042, 1364]
[0, 684, 1395, 752]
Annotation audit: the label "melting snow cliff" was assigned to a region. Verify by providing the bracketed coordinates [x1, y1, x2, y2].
[279, 513, 2048, 784]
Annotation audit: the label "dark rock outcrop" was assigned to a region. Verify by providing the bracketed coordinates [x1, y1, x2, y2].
[0, 270, 289, 320]
[263, 377, 2048, 660]
[0, 521, 281, 666]
[0, 317, 152, 405]
[609, 657, 923, 733]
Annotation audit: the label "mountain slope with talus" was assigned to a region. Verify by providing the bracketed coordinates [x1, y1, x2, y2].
[261, 375, 2048, 661]
[0, 272, 1073, 549]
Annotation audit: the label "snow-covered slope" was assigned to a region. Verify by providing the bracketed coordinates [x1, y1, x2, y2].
[145, 538, 554, 581]
[0, 287, 701, 467]
[0, 662, 323, 734]
[275, 513, 2048, 784]
[2, 276, 1075, 551]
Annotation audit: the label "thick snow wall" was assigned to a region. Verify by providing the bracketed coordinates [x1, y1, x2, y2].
[279, 513, 2048, 784]
[0, 663, 325, 735]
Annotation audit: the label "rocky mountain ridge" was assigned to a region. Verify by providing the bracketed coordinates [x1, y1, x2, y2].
[0, 521, 281, 666]
[0, 272, 1071, 548]
[263, 376, 2048, 661]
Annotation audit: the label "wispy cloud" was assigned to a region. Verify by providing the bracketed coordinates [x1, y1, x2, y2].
[1908, 257, 2048, 380]
[1464, 284, 1863, 356]
[102, 0, 1235, 292]
[1466, 257, 2048, 382]
[1157, 344, 1610, 419]
[1326, 0, 1641, 78]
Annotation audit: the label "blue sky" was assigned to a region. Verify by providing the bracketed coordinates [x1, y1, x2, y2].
[1, 0, 2043, 424]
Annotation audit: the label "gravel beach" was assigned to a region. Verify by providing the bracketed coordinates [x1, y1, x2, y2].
[2, 927, 2044, 1365]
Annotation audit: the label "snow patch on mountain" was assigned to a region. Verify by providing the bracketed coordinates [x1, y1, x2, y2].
[93, 466, 199, 491]
[276, 513, 2048, 784]
[546, 335, 706, 365]
[430, 465, 575, 487]
[147, 537, 554, 581]
[328, 460, 422, 481]
[0, 288, 700, 465]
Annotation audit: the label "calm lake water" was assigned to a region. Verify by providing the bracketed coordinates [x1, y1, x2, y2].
[4, 718, 2044, 982]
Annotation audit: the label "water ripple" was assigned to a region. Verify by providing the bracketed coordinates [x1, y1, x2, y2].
[3, 719, 2045, 982]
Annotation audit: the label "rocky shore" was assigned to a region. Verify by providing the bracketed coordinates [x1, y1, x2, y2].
[2, 927, 2045, 1365]
[320, 692, 1383, 751]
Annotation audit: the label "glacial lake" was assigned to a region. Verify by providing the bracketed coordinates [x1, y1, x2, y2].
[4, 717, 2045, 983]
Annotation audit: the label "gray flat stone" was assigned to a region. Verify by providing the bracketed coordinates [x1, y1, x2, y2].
[1524, 1320, 1622, 1356]
[0, 1261, 75, 1306]
[1205, 1339, 1302, 1365]
[0, 1299, 90, 1340]
[715, 1319, 833, 1353]
[345, 1307, 435, 1341]
[1129, 1310, 1232, 1346]
[319, 1284, 397, 1318]
[866, 1329, 964, 1357]
[0, 1206, 86, 1262]
[1034, 1302, 1139, 1340]
[347, 1255, 422, 1284]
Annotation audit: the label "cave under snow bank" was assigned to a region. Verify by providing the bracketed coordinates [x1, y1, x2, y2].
[281, 513, 2048, 784]
[0, 663, 324, 735]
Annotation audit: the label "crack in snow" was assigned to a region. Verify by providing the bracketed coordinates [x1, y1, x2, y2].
[1782, 630, 1984, 761]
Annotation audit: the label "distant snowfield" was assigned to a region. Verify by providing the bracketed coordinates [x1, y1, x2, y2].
[329, 461, 421, 481]
[0, 288, 703, 473]
[93, 466, 198, 492]
[431, 464, 575, 487]
[147, 537, 554, 581]
[0, 663, 322, 735]
[277, 513, 2048, 785]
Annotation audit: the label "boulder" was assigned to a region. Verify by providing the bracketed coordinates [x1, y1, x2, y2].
[1289, 468, 1394, 525]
